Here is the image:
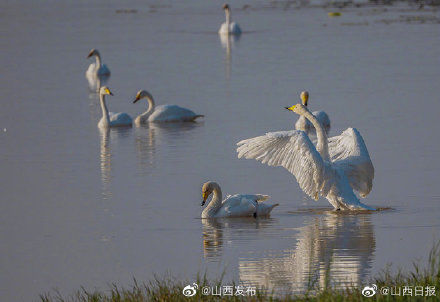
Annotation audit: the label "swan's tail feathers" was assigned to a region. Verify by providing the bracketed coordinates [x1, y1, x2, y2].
[257, 202, 279, 216]
[192, 114, 204, 121]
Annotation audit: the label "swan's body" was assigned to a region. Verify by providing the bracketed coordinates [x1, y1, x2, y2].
[218, 4, 242, 35]
[201, 181, 278, 218]
[133, 90, 204, 125]
[237, 103, 374, 211]
[86, 49, 111, 78]
[98, 87, 133, 129]
[295, 91, 330, 134]
[86, 49, 110, 91]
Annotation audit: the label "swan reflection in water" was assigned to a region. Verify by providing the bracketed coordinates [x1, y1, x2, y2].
[202, 217, 278, 260]
[134, 122, 203, 174]
[219, 34, 240, 81]
[238, 212, 375, 294]
[99, 127, 131, 199]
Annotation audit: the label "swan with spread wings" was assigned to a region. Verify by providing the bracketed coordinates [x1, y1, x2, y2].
[236, 103, 375, 210]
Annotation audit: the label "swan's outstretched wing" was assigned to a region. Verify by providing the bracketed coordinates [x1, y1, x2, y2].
[328, 128, 374, 197]
[237, 130, 327, 200]
[313, 111, 330, 130]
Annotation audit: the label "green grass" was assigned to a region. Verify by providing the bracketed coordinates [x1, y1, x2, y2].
[40, 242, 440, 301]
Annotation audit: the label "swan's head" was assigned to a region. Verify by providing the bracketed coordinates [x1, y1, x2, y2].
[223, 4, 230, 11]
[99, 86, 113, 96]
[300, 91, 309, 106]
[133, 90, 154, 104]
[285, 103, 308, 115]
[87, 49, 100, 58]
[201, 181, 218, 206]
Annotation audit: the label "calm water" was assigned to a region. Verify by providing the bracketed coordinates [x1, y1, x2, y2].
[1, 1, 440, 300]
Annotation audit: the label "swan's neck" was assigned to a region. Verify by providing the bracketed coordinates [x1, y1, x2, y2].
[139, 95, 156, 119]
[225, 10, 231, 26]
[302, 109, 330, 161]
[202, 185, 223, 217]
[99, 93, 110, 126]
[95, 54, 102, 68]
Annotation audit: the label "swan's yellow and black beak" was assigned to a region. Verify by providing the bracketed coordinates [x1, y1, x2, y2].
[285, 105, 296, 111]
[87, 50, 94, 58]
[104, 88, 113, 96]
[201, 192, 209, 206]
[133, 94, 141, 104]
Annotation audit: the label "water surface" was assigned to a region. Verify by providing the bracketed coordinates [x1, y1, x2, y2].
[1, 1, 440, 300]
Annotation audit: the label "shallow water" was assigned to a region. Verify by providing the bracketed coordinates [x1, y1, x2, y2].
[1, 1, 440, 300]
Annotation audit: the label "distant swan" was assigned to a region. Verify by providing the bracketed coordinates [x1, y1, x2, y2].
[98, 86, 133, 128]
[218, 4, 242, 35]
[201, 181, 278, 218]
[133, 90, 204, 125]
[295, 91, 330, 134]
[237, 103, 375, 211]
[86, 49, 111, 78]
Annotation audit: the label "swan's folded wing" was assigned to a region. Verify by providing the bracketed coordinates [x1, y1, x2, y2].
[237, 130, 326, 200]
[328, 128, 374, 197]
[221, 194, 256, 216]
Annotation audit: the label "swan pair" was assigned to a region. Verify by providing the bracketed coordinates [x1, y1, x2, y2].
[295, 91, 330, 134]
[97, 86, 204, 129]
[237, 98, 375, 211]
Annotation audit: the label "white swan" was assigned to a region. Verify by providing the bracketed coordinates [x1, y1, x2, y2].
[132, 90, 204, 125]
[295, 91, 330, 134]
[86, 49, 111, 78]
[98, 86, 133, 129]
[218, 4, 242, 35]
[237, 103, 375, 211]
[201, 181, 278, 218]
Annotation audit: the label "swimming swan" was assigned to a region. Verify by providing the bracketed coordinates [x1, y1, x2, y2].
[201, 181, 278, 218]
[218, 4, 242, 35]
[132, 90, 204, 125]
[295, 91, 330, 134]
[237, 103, 375, 211]
[86, 49, 111, 78]
[98, 86, 133, 128]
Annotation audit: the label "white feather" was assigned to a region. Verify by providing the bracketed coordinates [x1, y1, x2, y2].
[237, 104, 375, 210]
[133, 90, 203, 125]
[201, 181, 278, 218]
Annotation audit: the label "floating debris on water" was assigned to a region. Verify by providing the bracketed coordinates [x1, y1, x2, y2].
[328, 12, 342, 17]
